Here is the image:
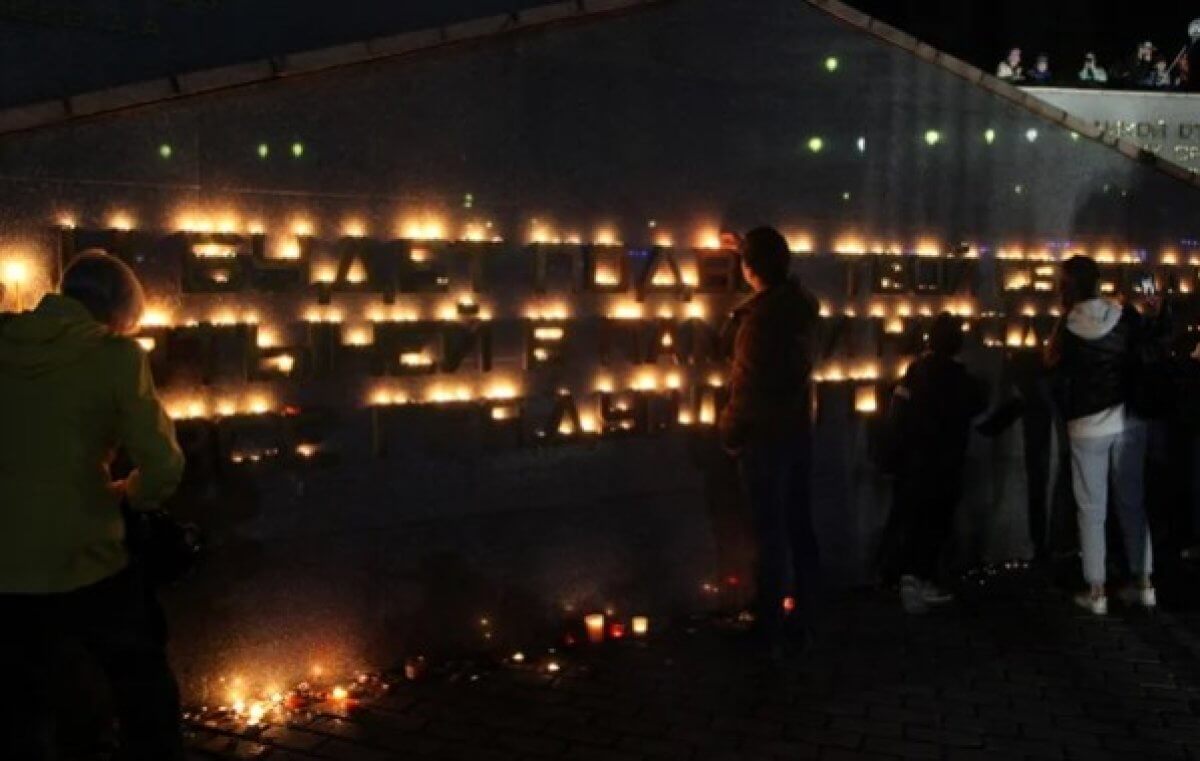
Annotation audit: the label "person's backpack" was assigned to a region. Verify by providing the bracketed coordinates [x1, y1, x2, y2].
[122, 504, 203, 585]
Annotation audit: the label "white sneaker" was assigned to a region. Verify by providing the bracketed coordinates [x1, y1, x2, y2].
[1117, 585, 1157, 609]
[921, 581, 955, 606]
[1074, 591, 1108, 616]
[900, 576, 929, 614]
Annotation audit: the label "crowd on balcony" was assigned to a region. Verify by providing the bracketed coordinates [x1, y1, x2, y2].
[996, 40, 1191, 90]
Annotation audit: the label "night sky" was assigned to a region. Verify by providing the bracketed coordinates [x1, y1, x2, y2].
[848, 0, 1200, 78]
[3, 1, 1200, 107]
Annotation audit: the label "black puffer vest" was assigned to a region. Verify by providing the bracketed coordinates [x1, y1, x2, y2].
[1058, 305, 1139, 421]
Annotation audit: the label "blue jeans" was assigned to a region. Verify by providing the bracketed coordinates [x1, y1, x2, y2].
[1068, 423, 1153, 586]
[738, 431, 818, 634]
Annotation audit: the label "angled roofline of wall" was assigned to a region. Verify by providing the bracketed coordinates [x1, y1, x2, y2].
[0, 0, 664, 137]
[806, 0, 1200, 192]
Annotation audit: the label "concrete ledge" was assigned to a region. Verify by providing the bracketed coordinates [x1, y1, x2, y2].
[935, 52, 982, 83]
[178, 60, 276, 94]
[367, 28, 446, 57]
[0, 100, 69, 133]
[69, 79, 177, 116]
[444, 13, 516, 42]
[582, 0, 656, 12]
[866, 19, 920, 53]
[807, 0, 871, 28]
[517, 1, 582, 26]
[1062, 113, 1101, 139]
[283, 42, 374, 75]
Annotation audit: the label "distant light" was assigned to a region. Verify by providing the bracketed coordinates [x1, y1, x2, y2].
[856, 136, 866, 153]
[807, 136, 824, 153]
[924, 129, 941, 146]
[463, 193, 474, 209]
[257, 143, 269, 159]
[824, 56, 839, 72]
[984, 128, 996, 144]
[842, 191, 851, 201]
[158, 143, 172, 159]
[1070, 131, 1080, 141]
[291, 141, 304, 158]
[1014, 184, 1024, 194]
[1025, 128, 1038, 143]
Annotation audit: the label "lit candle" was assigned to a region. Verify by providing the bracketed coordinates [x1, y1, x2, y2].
[608, 621, 626, 639]
[854, 386, 878, 414]
[584, 614, 605, 644]
[631, 616, 649, 637]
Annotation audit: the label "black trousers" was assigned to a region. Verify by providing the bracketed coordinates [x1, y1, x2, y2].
[738, 431, 818, 635]
[0, 565, 183, 761]
[894, 465, 962, 582]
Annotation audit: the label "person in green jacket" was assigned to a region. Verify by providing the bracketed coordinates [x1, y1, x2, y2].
[0, 250, 186, 760]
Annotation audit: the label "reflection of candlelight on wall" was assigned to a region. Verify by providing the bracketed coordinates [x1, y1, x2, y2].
[699, 395, 717, 425]
[1006, 273, 1031, 290]
[346, 261, 368, 284]
[595, 376, 615, 394]
[343, 220, 366, 238]
[594, 228, 618, 246]
[585, 614, 605, 643]
[594, 263, 620, 286]
[631, 616, 649, 636]
[695, 229, 721, 250]
[3, 260, 28, 310]
[312, 263, 337, 283]
[632, 370, 659, 391]
[401, 218, 447, 240]
[292, 219, 314, 237]
[192, 242, 238, 258]
[610, 302, 643, 320]
[257, 327, 279, 348]
[834, 235, 866, 255]
[484, 381, 518, 400]
[273, 239, 302, 259]
[409, 247, 429, 263]
[343, 325, 374, 346]
[788, 232, 813, 253]
[303, 306, 344, 323]
[854, 385, 878, 414]
[400, 352, 434, 368]
[884, 317, 904, 334]
[265, 354, 296, 375]
[557, 417, 576, 436]
[915, 238, 940, 257]
[57, 214, 76, 229]
[109, 213, 134, 231]
[651, 269, 676, 286]
[534, 326, 565, 341]
[296, 443, 318, 458]
[678, 409, 694, 425]
[139, 304, 172, 326]
[1006, 326, 1024, 347]
[665, 372, 682, 390]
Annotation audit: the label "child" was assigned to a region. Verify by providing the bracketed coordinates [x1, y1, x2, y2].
[890, 312, 988, 613]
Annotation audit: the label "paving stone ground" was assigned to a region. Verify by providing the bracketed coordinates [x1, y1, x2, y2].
[186, 564, 1200, 761]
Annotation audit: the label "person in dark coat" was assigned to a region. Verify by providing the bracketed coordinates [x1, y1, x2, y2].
[719, 226, 820, 653]
[890, 312, 988, 613]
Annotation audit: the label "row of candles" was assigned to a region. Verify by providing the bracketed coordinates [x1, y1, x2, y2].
[53, 210, 1200, 264]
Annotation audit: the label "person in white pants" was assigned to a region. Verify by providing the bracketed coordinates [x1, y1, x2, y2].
[1045, 256, 1156, 615]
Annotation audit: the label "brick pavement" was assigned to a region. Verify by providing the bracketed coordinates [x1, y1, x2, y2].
[186, 567, 1200, 761]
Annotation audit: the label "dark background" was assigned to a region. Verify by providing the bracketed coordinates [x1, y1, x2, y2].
[4, 1, 1200, 110]
[849, 0, 1199, 79]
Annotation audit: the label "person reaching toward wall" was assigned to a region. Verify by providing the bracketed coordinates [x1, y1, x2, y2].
[719, 226, 820, 658]
[1045, 255, 1155, 616]
[0, 251, 186, 760]
[889, 313, 988, 614]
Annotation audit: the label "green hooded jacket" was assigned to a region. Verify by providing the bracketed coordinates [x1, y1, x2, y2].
[0, 294, 185, 594]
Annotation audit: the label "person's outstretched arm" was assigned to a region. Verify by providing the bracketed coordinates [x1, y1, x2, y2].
[113, 342, 185, 510]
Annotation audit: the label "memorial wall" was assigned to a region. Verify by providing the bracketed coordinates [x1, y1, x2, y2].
[1, 0, 1199, 690]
